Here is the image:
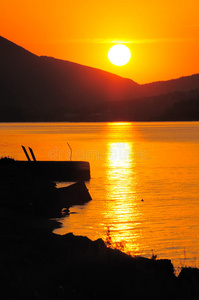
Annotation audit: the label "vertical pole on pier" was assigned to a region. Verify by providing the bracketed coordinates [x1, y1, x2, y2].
[21, 145, 31, 161]
[28, 147, 37, 162]
[67, 142, 72, 161]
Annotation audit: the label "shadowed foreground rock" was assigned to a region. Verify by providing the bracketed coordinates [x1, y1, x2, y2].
[1, 207, 199, 300]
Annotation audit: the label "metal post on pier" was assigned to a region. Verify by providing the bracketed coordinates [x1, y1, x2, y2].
[21, 145, 31, 161]
[67, 142, 72, 161]
[28, 147, 37, 162]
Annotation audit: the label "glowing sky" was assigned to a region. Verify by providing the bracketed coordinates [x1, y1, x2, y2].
[1, 0, 199, 83]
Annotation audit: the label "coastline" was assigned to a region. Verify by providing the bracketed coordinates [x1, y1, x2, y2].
[1, 207, 199, 300]
[0, 158, 199, 299]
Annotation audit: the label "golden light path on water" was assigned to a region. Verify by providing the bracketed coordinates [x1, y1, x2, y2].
[53, 122, 145, 256]
[102, 123, 143, 254]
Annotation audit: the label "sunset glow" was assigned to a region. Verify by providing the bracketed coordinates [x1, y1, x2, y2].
[0, 0, 199, 83]
[1, 0, 199, 292]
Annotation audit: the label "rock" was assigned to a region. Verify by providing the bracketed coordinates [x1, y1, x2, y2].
[58, 181, 92, 208]
[178, 267, 199, 299]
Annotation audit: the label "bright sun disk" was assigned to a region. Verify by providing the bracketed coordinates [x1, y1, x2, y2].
[108, 44, 131, 66]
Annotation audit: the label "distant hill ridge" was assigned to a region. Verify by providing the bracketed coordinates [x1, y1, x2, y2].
[0, 35, 199, 121]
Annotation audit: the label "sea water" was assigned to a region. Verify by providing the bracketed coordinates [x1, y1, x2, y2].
[1, 121, 199, 272]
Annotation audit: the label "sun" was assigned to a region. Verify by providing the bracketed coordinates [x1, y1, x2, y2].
[108, 44, 131, 66]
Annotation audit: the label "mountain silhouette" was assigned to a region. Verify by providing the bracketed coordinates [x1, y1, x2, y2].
[0, 36, 199, 121]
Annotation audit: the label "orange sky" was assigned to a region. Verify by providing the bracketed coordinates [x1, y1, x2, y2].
[1, 0, 199, 84]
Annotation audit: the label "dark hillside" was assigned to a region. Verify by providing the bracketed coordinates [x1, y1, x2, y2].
[142, 74, 199, 97]
[0, 36, 139, 121]
[85, 89, 199, 121]
[0, 36, 199, 121]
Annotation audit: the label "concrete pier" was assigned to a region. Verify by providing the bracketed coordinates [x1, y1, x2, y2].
[15, 160, 91, 181]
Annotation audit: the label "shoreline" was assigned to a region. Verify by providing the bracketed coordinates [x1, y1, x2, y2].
[1, 207, 199, 300]
[1, 157, 199, 299]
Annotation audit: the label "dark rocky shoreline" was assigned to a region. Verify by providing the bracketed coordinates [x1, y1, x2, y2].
[0, 157, 199, 299]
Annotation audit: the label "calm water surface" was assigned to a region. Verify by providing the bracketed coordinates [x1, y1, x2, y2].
[1, 122, 199, 271]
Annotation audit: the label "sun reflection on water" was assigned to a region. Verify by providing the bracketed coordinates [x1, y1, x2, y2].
[104, 124, 142, 254]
